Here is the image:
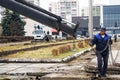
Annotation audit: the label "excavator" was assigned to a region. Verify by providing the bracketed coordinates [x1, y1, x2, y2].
[0, 0, 79, 38]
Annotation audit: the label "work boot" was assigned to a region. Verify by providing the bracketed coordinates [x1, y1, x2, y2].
[98, 74, 102, 77]
[103, 74, 107, 77]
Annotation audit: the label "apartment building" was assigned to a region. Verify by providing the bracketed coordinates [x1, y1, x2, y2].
[49, 0, 80, 19]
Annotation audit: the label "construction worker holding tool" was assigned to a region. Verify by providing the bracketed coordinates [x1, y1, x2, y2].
[90, 27, 112, 77]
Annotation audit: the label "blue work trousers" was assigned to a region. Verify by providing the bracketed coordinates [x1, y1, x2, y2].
[96, 51, 109, 76]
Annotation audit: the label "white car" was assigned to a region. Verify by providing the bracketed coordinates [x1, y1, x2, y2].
[76, 35, 82, 40]
[33, 30, 46, 40]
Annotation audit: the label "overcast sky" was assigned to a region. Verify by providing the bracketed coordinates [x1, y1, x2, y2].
[40, 0, 110, 10]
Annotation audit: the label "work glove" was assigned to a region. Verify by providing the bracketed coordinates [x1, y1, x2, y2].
[89, 43, 94, 47]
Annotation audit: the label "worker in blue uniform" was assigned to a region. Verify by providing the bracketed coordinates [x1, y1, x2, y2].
[90, 27, 112, 77]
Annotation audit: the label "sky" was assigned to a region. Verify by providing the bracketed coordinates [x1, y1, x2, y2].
[40, 0, 110, 10]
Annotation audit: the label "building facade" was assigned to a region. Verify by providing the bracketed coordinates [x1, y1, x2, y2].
[49, 2, 60, 16]
[72, 16, 100, 36]
[49, 0, 80, 38]
[0, 6, 5, 35]
[49, 0, 80, 19]
[0, 6, 4, 23]
[101, 5, 120, 34]
[81, 5, 101, 16]
[26, 0, 40, 6]
[81, 5, 120, 35]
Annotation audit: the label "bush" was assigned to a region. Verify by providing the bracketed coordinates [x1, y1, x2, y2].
[78, 42, 84, 48]
[85, 39, 91, 45]
[58, 47, 64, 54]
[52, 49, 59, 56]
[58, 45, 71, 54]
[65, 45, 71, 51]
[52, 45, 71, 55]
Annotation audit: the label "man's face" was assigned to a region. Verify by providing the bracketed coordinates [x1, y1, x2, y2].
[100, 30, 106, 35]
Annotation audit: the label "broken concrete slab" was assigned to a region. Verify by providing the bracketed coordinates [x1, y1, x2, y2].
[40, 73, 91, 80]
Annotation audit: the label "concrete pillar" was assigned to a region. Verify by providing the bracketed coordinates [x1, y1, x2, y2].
[88, 0, 93, 38]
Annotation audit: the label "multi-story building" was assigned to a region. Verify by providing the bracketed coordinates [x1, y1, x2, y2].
[80, 5, 120, 36]
[49, 2, 60, 16]
[49, 0, 80, 38]
[72, 16, 100, 36]
[60, 0, 79, 19]
[49, 0, 80, 19]
[26, 0, 40, 6]
[81, 5, 101, 16]
[101, 5, 120, 34]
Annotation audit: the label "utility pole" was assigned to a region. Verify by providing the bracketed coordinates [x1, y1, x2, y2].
[88, 0, 93, 38]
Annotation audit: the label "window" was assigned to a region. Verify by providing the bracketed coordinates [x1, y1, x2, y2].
[72, 1, 76, 7]
[61, 7, 65, 11]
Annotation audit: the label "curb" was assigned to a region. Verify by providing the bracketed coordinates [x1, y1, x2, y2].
[0, 48, 92, 63]
[62, 48, 92, 62]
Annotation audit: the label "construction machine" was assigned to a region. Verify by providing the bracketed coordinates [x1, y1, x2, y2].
[0, 0, 79, 38]
[2, 1, 120, 79]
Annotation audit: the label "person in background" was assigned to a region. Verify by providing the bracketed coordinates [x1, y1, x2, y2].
[90, 27, 112, 77]
[114, 34, 117, 42]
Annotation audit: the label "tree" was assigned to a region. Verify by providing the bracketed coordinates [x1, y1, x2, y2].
[1, 9, 26, 36]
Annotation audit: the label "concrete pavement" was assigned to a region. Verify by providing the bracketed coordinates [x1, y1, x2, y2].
[0, 42, 120, 79]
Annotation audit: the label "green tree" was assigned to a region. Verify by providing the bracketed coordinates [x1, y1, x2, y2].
[1, 9, 26, 36]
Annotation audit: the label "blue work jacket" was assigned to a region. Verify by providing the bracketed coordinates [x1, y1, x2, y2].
[90, 33, 112, 52]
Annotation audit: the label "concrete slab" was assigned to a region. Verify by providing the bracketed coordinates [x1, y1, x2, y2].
[8, 68, 43, 74]
[0, 63, 7, 66]
[0, 63, 29, 74]
[0, 63, 68, 75]
[0, 75, 28, 79]
[0, 63, 28, 67]
[41, 73, 91, 80]
[25, 63, 59, 68]
[51, 64, 83, 71]
[0, 68, 18, 74]
[7, 63, 60, 74]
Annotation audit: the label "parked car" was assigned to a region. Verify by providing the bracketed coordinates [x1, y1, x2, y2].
[32, 30, 46, 40]
[76, 35, 84, 40]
